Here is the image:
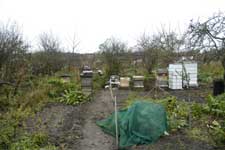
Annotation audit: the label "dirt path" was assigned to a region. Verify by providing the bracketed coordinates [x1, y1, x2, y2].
[78, 90, 115, 150]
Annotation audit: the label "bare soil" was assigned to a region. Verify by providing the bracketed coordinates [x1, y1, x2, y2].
[26, 103, 82, 149]
[167, 87, 212, 103]
[78, 90, 115, 150]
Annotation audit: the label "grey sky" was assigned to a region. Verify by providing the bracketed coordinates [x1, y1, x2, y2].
[0, 0, 225, 53]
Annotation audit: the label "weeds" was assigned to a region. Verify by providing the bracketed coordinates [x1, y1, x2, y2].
[58, 89, 90, 105]
[47, 77, 89, 105]
[204, 94, 225, 117]
[0, 75, 88, 149]
[10, 132, 57, 150]
[207, 120, 225, 145]
[124, 96, 190, 131]
[124, 92, 225, 147]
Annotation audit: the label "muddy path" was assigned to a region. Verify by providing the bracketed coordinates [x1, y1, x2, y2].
[78, 90, 115, 150]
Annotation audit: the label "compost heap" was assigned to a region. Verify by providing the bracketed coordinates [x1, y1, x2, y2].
[96, 101, 168, 148]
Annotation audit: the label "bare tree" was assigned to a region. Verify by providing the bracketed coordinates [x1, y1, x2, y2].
[137, 33, 162, 73]
[34, 32, 64, 75]
[39, 32, 61, 52]
[70, 33, 80, 54]
[99, 37, 127, 76]
[0, 22, 28, 82]
[187, 12, 225, 58]
[187, 12, 225, 77]
[157, 26, 184, 52]
[137, 28, 185, 73]
[68, 33, 80, 69]
[151, 25, 187, 64]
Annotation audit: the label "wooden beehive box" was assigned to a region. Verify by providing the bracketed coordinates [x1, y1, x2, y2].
[120, 77, 130, 88]
[132, 76, 144, 88]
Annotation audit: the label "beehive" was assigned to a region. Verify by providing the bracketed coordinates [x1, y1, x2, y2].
[120, 77, 130, 88]
[168, 64, 183, 90]
[132, 76, 144, 88]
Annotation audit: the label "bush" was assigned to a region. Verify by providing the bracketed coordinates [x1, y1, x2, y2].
[0, 22, 28, 82]
[199, 62, 224, 84]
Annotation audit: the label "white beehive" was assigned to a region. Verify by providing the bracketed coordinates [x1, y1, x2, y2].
[168, 62, 198, 90]
[183, 62, 198, 87]
[169, 64, 183, 89]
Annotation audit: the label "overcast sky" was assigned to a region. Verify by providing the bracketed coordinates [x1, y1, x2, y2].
[0, 0, 225, 53]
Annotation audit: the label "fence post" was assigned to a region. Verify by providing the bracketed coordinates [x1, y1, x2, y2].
[114, 96, 119, 149]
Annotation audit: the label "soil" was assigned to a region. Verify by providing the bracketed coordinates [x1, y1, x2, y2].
[166, 87, 212, 103]
[26, 88, 217, 150]
[78, 90, 115, 150]
[26, 103, 82, 149]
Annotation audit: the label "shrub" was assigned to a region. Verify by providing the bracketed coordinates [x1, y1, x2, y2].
[199, 62, 224, 84]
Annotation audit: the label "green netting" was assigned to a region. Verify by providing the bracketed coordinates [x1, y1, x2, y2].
[96, 101, 168, 148]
